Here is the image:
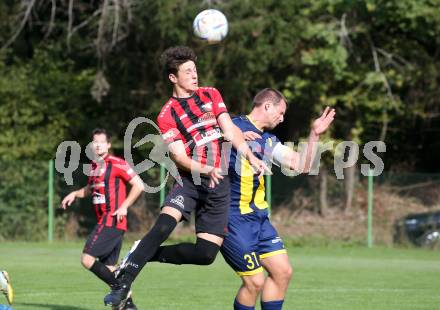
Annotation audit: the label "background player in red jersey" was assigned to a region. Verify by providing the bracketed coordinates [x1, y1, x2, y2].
[104, 46, 269, 308]
[62, 128, 144, 310]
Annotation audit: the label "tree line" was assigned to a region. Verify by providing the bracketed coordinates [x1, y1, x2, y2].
[0, 0, 439, 239]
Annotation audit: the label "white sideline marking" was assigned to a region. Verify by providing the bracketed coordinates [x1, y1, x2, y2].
[18, 291, 101, 297]
[290, 288, 432, 292]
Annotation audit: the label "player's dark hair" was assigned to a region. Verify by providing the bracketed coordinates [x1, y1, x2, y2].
[160, 46, 197, 76]
[252, 88, 287, 108]
[92, 128, 111, 142]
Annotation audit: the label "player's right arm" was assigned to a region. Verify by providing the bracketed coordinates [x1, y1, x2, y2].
[61, 185, 91, 209]
[168, 140, 223, 186]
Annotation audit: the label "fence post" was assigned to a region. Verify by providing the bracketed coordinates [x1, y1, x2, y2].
[48, 159, 54, 243]
[265, 174, 272, 216]
[367, 168, 374, 248]
[159, 163, 165, 207]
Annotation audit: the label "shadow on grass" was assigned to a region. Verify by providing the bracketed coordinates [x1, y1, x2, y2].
[15, 303, 90, 310]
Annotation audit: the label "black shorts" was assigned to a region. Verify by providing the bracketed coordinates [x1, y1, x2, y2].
[83, 224, 124, 266]
[164, 173, 230, 237]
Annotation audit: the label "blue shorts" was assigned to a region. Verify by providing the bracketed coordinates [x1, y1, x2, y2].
[220, 210, 287, 275]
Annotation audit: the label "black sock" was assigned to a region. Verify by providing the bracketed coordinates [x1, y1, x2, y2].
[150, 237, 220, 265]
[122, 213, 177, 285]
[89, 260, 118, 287]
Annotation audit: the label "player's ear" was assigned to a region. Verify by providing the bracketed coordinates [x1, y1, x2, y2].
[265, 103, 270, 111]
[169, 73, 177, 84]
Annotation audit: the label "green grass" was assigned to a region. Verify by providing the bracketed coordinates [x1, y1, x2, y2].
[0, 242, 439, 309]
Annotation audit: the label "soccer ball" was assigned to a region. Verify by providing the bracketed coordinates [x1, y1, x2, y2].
[193, 9, 228, 43]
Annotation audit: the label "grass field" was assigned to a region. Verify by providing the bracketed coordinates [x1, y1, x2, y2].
[0, 242, 439, 310]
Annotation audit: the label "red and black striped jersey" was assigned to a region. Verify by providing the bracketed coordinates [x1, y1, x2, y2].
[157, 87, 229, 169]
[87, 155, 136, 231]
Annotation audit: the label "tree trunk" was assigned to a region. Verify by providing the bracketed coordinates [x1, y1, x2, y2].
[344, 164, 356, 211]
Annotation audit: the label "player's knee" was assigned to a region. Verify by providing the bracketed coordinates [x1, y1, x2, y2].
[283, 264, 293, 281]
[81, 254, 95, 269]
[195, 244, 219, 265]
[244, 275, 265, 294]
[274, 263, 293, 284]
[195, 238, 220, 265]
[252, 278, 265, 293]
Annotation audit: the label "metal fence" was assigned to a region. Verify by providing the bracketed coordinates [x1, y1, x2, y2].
[1, 159, 439, 246]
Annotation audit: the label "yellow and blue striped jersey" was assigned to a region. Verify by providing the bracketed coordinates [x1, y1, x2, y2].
[229, 116, 281, 215]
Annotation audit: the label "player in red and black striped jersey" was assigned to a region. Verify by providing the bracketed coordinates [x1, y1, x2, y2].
[104, 46, 269, 308]
[62, 128, 144, 310]
[158, 86, 228, 169]
[87, 152, 135, 232]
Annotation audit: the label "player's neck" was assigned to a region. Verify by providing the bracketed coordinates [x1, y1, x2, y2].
[173, 87, 194, 98]
[247, 112, 265, 131]
[95, 152, 109, 160]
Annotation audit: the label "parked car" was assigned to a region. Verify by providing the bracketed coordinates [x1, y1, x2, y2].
[394, 210, 440, 248]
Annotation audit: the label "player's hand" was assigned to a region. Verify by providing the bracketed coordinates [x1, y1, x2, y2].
[61, 192, 76, 209]
[312, 107, 336, 135]
[112, 206, 128, 222]
[208, 167, 224, 188]
[243, 131, 262, 141]
[248, 155, 271, 177]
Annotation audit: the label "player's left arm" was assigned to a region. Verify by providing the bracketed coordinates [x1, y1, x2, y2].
[273, 107, 336, 173]
[112, 166, 144, 222]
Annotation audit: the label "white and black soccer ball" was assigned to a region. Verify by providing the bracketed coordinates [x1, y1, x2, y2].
[193, 9, 228, 44]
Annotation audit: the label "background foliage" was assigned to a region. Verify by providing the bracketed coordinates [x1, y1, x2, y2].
[0, 0, 439, 240]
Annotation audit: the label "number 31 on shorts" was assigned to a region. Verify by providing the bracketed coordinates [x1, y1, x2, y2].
[244, 252, 260, 269]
